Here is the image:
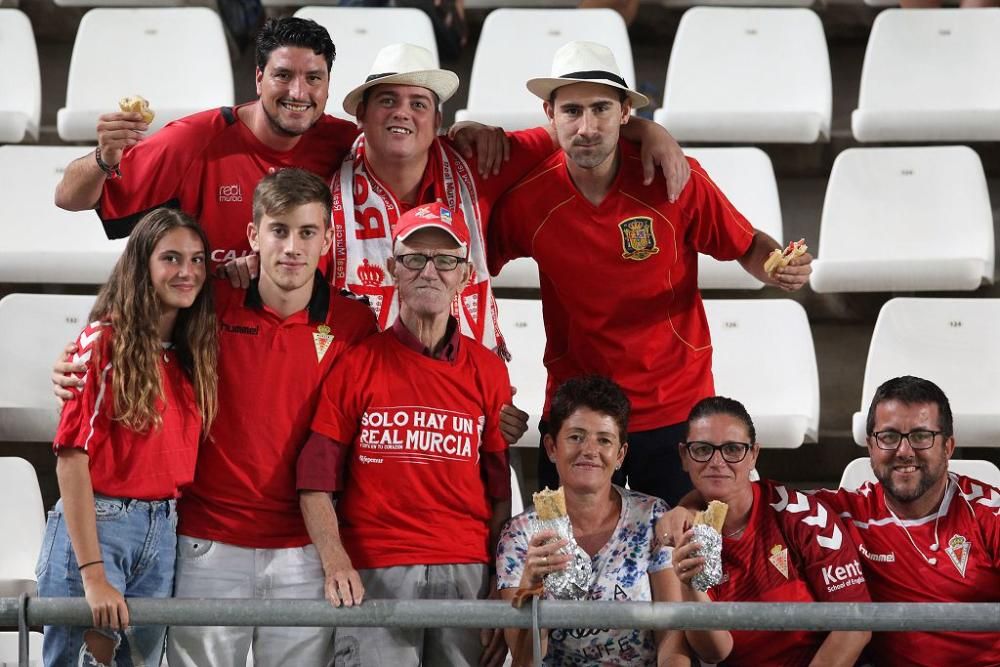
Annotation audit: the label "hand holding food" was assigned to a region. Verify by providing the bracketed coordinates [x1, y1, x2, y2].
[764, 238, 808, 276]
[689, 500, 729, 592]
[118, 95, 155, 124]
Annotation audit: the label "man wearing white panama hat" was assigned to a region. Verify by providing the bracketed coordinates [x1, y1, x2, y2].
[330, 42, 692, 359]
[489, 41, 814, 507]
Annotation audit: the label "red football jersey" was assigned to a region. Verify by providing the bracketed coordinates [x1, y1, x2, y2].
[488, 142, 755, 431]
[176, 278, 377, 548]
[99, 104, 358, 268]
[309, 329, 512, 569]
[813, 475, 1000, 666]
[707, 479, 871, 667]
[54, 323, 202, 500]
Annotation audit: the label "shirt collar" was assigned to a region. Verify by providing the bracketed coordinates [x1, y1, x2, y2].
[244, 270, 331, 324]
[391, 316, 461, 362]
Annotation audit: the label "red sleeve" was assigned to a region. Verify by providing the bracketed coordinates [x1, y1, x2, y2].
[482, 354, 513, 454]
[682, 157, 756, 261]
[296, 431, 350, 493]
[773, 485, 871, 603]
[98, 112, 214, 239]
[53, 323, 111, 455]
[311, 349, 367, 444]
[465, 126, 555, 202]
[962, 478, 1000, 568]
[483, 449, 511, 501]
[487, 184, 534, 276]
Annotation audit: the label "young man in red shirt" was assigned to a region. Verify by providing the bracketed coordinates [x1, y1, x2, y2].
[297, 202, 513, 667]
[488, 41, 813, 505]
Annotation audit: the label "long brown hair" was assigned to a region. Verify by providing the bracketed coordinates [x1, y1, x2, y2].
[90, 209, 218, 432]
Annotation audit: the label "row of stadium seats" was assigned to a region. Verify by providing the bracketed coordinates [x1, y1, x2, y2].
[3, 6, 1000, 144]
[2, 294, 997, 449]
[1, 143, 991, 292]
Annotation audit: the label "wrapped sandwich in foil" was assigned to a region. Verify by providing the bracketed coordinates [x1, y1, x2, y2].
[690, 500, 728, 592]
[530, 487, 592, 599]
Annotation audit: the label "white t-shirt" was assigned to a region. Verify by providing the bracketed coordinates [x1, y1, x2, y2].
[496, 486, 671, 666]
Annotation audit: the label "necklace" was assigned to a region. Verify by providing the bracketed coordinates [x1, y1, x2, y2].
[723, 522, 748, 539]
[884, 478, 951, 567]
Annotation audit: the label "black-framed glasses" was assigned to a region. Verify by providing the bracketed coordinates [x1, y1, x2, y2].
[396, 253, 467, 272]
[683, 441, 752, 463]
[871, 430, 942, 451]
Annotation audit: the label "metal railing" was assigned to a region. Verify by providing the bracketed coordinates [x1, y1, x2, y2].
[5, 596, 999, 667]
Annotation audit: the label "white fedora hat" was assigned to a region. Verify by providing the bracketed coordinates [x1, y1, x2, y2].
[527, 41, 648, 109]
[342, 43, 460, 117]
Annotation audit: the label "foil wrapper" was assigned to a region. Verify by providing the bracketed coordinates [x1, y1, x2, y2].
[690, 523, 723, 592]
[529, 516, 593, 599]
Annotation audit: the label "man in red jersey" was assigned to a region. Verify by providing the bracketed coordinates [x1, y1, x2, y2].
[488, 41, 813, 505]
[297, 202, 513, 667]
[54, 18, 353, 268]
[810, 376, 1000, 667]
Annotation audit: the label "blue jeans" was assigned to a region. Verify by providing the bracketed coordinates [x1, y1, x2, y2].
[35, 495, 177, 667]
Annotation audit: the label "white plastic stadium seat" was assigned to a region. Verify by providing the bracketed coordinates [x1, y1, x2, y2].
[810, 146, 993, 293]
[704, 299, 819, 448]
[0, 294, 97, 442]
[0, 458, 46, 597]
[685, 148, 783, 290]
[57, 8, 233, 142]
[496, 299, 546, 449]
[293, 7, 437, 121]
[456, 8, 634, 130]
[659, 0, 814, 7]
[492, 257, 541, 290]
[510, 465, 524, 516]
[0, 146, 127, 283]
[656, 7, 831, 143]
[0, 9, 41, 142]
[852, 9, 1000, 142]
[839, 457, 1000, 490]
[0, 630, 43, 666]
[851, 298, 1000, 447]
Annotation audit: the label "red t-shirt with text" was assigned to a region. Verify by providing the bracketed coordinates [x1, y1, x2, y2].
[308, 329, 512, 569]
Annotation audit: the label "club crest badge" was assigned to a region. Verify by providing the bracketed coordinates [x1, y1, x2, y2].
[619, 217, 660, 261]
[313, 324, 334, 362]
[769, 544, 789, 579]
[944, 534, 971, 577]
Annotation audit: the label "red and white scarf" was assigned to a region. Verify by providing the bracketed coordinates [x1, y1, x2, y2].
[330, 135, 507, 357]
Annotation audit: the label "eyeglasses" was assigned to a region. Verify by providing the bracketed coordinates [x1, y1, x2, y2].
[395, 253, 467, 272]
[870, 429, 942, 451]
[683, 441, 752, 463]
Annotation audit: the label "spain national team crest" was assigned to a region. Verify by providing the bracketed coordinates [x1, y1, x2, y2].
[312, 324, 334, 362]
[769, 544, 789, 579]
[619, 217, 659, 261]
[944, 534, 971, 577]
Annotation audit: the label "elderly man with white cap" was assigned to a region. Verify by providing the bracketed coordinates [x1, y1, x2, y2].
[297, 201, 517, 667]
[488, 41, 814, 507]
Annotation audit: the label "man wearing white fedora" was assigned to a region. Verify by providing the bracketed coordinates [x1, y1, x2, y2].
[488, 41, 814, 507]
[330, 42, 691, 358]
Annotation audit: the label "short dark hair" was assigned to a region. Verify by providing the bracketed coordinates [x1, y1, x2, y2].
[255, 17, 336, 73]
[685, 396, 756, 444]
[253, 168, 332, 228]
[549, 85, 629, 106]
[865, 375, 954, 438]
[548, 376, 630, 443]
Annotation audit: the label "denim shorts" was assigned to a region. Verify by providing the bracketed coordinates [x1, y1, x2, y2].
[35, 495, 177, 667]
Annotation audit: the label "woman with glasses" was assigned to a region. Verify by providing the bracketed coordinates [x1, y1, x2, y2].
[663, 396, 871, 666]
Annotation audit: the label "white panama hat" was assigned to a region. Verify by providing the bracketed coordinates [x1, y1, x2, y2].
[526, 40, 648, 109]
[342, 43, 460, 117]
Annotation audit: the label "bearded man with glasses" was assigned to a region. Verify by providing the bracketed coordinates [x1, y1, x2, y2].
[295, 202, 514, 667]
[807, 375, 1000, 667]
